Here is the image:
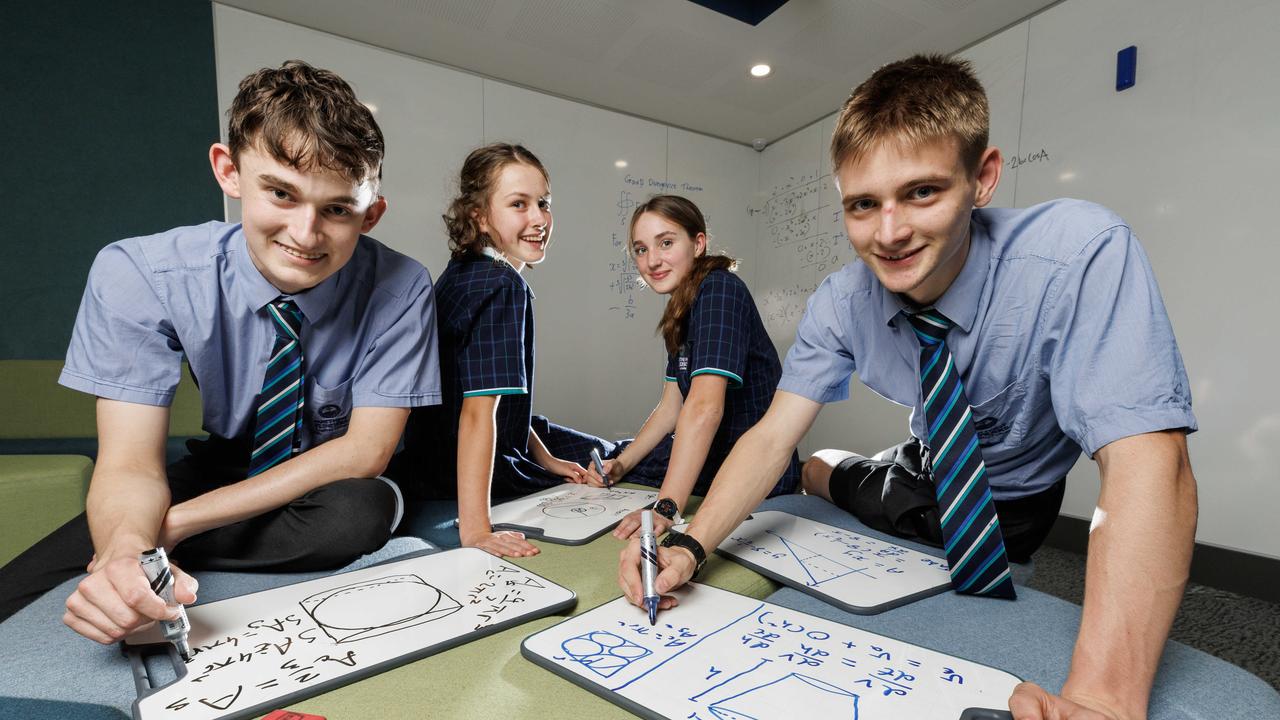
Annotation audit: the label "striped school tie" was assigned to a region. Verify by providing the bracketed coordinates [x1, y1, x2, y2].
[907, 309, 1016, 599]
[248, 299, 305, 477]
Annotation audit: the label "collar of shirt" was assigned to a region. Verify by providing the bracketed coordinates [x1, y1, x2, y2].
[876, 215, 992, 333]
[230, 224, 347, 323]
[477, 246, 535, 298]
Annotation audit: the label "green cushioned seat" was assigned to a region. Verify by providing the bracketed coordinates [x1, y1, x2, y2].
[0, 455, 91, 566]
[0, 359, 203, 440]
[283, 489, 781, 719]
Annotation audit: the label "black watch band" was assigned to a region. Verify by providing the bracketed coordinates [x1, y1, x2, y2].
[661, 530, 707, 578]
[652, 497, 679, 521]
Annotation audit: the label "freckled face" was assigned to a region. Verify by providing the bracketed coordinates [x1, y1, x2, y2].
[477, 162, 552, 271]
[630, 212, 705, 295]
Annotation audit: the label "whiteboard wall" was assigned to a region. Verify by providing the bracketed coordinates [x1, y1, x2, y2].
[215, 2, 1280, 559]
[213, 5, 760, 444]
[756, 1, 1280, 560]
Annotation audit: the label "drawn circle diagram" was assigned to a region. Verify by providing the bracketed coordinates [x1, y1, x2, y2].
[300, 574, 463, 643]
[561, 631, 652, 678]
[543, 501, 607, 519]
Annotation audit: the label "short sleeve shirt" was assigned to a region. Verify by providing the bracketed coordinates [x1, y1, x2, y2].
[59, 221, 441, 451]
[779, 199, 1196, 499]
[399, 250, 547, 487]
[664, 270, 800, 495]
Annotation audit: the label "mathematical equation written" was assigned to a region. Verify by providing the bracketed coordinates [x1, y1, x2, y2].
[528, 584, 1019, 719]
[134, 551, 572, 720]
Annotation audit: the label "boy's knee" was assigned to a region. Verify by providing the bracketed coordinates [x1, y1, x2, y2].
[309, 478, 397, 562]
[801, 456, 835, 500]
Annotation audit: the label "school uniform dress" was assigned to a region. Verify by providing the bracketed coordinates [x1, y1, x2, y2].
[784, 199, 1197, 558]
[391, 248, 609, 499]
[0, 221, 440, 620]
[622, 269, 800, 498]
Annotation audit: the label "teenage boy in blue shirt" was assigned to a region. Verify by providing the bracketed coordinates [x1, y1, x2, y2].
[0, 62, 442, 642]
[621, 54, 1198, 720]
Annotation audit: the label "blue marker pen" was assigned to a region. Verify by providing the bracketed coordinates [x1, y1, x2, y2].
[139, 548, 192, 661]
[640, 510, 660, 625]
[590, 447, 611, 487]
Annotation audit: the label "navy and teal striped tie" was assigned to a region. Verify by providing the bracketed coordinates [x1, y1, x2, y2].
[248, 299, 305, 477]
[908, 309, 1016, 599]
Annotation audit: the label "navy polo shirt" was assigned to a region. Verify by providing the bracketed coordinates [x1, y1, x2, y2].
[664, 269, 800, 495]
[400, 249, 557, 490]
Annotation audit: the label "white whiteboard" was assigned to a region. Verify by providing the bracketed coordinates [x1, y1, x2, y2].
[213, 5, 761, 445]
[714, 511, 952, 614]
[522, 583, 1020, 720]
[125, 548, 574, 720]
[489, 484, 658, 544]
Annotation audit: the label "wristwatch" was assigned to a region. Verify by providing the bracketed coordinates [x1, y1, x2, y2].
[652, 497, 680, 522]
[660, 530, 707, 579]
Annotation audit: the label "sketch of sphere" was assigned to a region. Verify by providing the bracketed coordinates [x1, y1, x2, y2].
[543, 501, 606, 518]
[309, 576, 442, 630]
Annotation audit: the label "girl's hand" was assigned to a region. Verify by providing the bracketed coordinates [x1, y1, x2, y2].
[461, 528, 540, 558]
[585, 458, 626, 488]
[612, 506, 675, 540]
[543, 457, 590, 484]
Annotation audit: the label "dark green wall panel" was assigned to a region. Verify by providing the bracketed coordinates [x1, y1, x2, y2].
[0, 0, 221, 358]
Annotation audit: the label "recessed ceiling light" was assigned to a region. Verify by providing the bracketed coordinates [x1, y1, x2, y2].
[615, 159, 628, 168]
[750, 64, 772, 78]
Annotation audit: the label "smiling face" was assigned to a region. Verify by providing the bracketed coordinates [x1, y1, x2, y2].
[836, 136, 1000, 305]
[630, 211, 706, 295]
[210, 144, 386, 295]
[477, 162, 552, 271]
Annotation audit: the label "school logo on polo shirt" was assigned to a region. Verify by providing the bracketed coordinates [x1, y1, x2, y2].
[677, 342, 690, 373]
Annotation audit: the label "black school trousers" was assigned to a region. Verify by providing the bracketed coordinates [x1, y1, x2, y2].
[0, 445, 397, 623]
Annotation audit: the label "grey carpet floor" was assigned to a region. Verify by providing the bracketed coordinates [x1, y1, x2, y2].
[1026, 546, 1280, 691]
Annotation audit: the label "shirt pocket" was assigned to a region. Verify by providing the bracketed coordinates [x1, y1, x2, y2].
[969, 379, 1024, 447]
[307, 376, 353, 445]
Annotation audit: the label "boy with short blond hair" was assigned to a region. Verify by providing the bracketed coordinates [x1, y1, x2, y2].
[622, 54, 1198, 720]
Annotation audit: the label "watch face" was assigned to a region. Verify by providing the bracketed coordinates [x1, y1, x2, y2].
[654, 498, 678, 520]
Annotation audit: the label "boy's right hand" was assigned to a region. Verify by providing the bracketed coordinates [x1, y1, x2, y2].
[461, 528, 541, 558]
[63, 554, 197, 644]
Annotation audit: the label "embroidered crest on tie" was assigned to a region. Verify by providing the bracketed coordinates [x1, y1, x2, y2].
[249, 299, 306, 477]
[908, 309, 1016, 599]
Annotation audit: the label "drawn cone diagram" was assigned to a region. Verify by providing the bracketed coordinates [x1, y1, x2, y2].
[765, 530, 877, 588]
[300, 574, 462, 644]
[707, 672, 859, 720]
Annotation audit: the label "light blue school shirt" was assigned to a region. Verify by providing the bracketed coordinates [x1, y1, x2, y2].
[59, 221, 441, 451]
[780, 199, 1197, 499]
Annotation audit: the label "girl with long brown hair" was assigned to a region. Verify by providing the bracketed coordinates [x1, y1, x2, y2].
[593, 195, 800, 539]
[390, 143, 613, 559]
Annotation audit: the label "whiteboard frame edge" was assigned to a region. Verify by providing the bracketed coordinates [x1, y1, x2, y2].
[129, 548, 579, 720]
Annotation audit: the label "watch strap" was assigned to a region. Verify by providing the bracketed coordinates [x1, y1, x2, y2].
[661, 530, 707, 578]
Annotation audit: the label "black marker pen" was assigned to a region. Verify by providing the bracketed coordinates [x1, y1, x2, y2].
[139, 547, 192, 661]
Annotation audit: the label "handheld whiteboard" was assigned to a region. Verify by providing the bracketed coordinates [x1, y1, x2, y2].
[522, 583, 1020, 720]
[713, 511, 953, 614]
[124, 548, 575, 720]
[488, 484, 659, 544]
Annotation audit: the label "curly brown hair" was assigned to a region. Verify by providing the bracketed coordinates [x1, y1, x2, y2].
[227, 60, 384, 187]
[443, 143, 550, 259]
[830, 53, 989, 176]
[629, 195, 737, 355]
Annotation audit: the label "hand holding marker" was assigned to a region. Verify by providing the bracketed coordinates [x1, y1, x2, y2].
[640, 510, 660, 625]
[138, 547, 192, 661]
[590, 447, 611, 487]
